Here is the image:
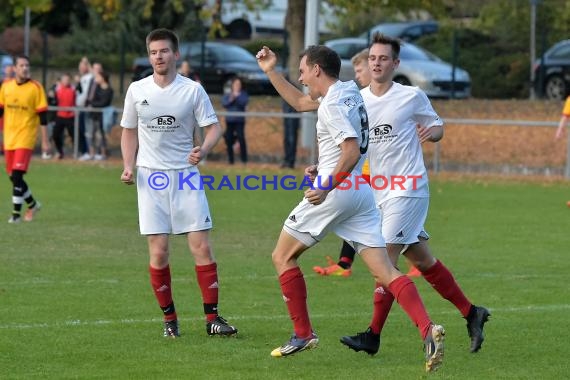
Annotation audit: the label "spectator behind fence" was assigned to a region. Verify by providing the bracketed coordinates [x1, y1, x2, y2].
[88, 70, 113, 160]
[179, 60, 200, 83]
[44, 77, 60, 160]
[222, 77, 249, 165]
[75, 57, 93, 159]
[52, 73, 76, 159]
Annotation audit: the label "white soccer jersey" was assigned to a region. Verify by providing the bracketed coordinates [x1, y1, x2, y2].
[316, 80, 367, 176]
[362, 82, 443, 205]
[121, 74, 219, 170]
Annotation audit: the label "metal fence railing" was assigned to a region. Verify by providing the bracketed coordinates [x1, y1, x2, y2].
[45, 106, 567, 179]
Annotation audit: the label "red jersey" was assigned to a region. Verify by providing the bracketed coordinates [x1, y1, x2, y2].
[55, 84, 76, 118]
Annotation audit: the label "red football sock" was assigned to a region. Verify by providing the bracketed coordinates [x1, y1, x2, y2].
[369, 282, 395, 335]
[195, 263, 219, 322]
[423, 260, 472, 317]
[149, 265, 177, 322]
[388, 275, 432, 339]
[279, 267, 313, 339]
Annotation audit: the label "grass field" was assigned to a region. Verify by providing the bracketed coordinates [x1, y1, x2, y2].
[1, 161, 569, 379]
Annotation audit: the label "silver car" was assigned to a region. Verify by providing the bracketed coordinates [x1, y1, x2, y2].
[325, 37, 471, 99]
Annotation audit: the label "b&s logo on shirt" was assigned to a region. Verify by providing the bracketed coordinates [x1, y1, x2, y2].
[372, 124, 392, 136]
[147, 115, 180, 132]
[370, 124, 397, 144]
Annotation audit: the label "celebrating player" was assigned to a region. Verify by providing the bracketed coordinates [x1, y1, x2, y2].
[340, 33, 490, 356]
[256, 44, 445, 372]
[120, 28, 238, 339]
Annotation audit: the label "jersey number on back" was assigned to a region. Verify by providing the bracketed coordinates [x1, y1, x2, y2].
[358, 105, 369, 154]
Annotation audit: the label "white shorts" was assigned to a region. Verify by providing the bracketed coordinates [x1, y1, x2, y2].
[378, 196, 429, 245]
[283, 183, 385, 251]
[136, 166, 212, 235]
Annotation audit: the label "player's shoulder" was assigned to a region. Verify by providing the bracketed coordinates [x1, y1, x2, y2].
[2, 78, 15, 86]
[29, 79, 43, 88]
[325, 80, 361, 104]
[393, 82, 427, 98]
[20, 79, 45, 94]
[175, 74, 202, 88]
[170, 75, 207, 97]
[1, 78, 17, 90]
[386, 83, 430, 107]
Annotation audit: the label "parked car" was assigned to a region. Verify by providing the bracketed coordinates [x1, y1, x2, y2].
[360, 20, 439, 42]
[533, 39, 570, 100]
[324, 37, 471, 99]
[205, 0, 335, 39]
[132, 41, 276, 94]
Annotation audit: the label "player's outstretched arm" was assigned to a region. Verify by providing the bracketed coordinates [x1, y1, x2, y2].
[256, 46, 318, 112]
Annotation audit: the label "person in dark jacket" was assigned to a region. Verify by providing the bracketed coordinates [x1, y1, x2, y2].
[88, 70, 113, 160]
[221, 77, 248, 164]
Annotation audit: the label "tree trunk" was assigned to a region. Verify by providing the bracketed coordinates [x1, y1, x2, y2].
[285, 0, 305, 88]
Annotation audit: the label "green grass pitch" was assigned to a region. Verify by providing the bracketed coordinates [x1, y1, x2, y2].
[1, 161, 569, 379]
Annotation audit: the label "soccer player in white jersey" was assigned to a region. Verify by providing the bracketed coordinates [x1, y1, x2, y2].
[256, 45, 445, 372]
[120, 28, 237, 339]
[340, 33, 490, 356]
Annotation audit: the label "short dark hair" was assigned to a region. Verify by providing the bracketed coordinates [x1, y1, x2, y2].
[369, 33, 401, 60]
[13, 54, 30, 65]
[146, 28, 179, 53]
[300, 45, 341, 79]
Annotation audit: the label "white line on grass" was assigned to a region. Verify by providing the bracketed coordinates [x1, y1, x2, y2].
[0, 275, 279, 287]
[1, 304, 569, 330]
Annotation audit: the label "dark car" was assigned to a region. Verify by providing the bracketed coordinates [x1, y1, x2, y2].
[360, 20, 439, 42]
[534, 39, 570, 100]
[132, 41, 275, 94]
